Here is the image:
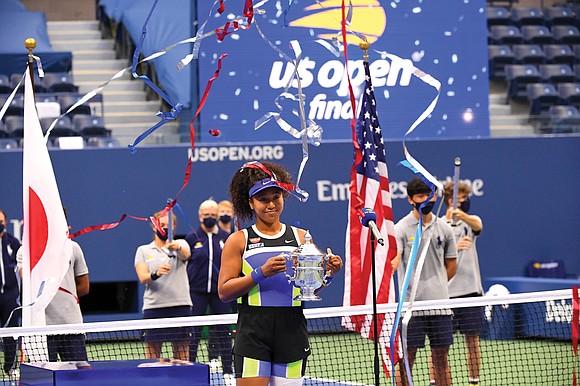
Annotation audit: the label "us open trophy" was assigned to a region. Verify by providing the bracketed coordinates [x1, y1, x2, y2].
[285, 231, 330, 301]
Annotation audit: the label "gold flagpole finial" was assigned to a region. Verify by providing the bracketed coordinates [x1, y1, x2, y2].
[359, 41, 370, 62]
[25, 38, 36, 54]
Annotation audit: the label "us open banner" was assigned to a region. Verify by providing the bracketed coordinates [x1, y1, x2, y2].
[197, 0, 490, 142]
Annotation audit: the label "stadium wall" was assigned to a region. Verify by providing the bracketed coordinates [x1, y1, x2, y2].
[1, 136, 579, 321]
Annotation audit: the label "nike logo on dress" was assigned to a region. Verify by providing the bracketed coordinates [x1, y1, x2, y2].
[304, 347, 310, 352]
[285, 240, 293, 243]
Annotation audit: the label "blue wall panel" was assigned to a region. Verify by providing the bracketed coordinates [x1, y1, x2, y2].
[1, 136, 579, 319]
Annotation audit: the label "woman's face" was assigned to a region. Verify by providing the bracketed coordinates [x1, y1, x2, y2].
[250, 187, 284, 223]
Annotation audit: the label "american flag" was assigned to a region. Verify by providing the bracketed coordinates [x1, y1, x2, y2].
[342, 61, 398, 374]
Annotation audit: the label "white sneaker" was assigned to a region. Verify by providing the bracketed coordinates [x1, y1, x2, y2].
[223, 373, 236, 386]
[209, 358, 222, 373]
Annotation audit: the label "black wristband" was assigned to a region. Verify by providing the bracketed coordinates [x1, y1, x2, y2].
[151, 271, 160, 281]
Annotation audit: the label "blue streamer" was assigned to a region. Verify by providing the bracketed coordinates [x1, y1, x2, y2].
[127, 0, 183, 153]
[172, 202, 196, 233]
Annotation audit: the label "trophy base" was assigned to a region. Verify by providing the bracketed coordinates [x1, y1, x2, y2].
[293, 294, 322, 302]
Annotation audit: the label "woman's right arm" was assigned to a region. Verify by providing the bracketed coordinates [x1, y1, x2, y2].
[218, 231, 257, 302]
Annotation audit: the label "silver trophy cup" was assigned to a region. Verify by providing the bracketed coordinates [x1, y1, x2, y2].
[285, 231, 329, 301]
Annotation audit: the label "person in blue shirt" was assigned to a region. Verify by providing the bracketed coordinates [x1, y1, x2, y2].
[0, 209, 20, 382]
[186, 199, 234, 382]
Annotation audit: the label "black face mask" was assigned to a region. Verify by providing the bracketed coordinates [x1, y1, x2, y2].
[156, 227, 169, 241]
[219, 215, 232, 224]
[0, 223, 4, 234]
[459, 197, 471, 213]
[203, 217, 217, 229]
[415, 201, 435, 215]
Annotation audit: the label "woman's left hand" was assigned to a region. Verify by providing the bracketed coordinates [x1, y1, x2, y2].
[326, 248, 343, 277]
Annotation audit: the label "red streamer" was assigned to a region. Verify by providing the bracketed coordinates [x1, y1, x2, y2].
[215, 0, 254, 42]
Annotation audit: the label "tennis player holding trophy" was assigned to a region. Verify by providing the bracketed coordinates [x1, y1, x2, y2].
[218, 161, 343, 386]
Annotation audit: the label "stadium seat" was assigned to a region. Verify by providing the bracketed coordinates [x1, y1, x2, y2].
[40, 116, 76, 138]
[526, 83, 561, 115]
[10, 73, 46, 93]
[489, 25, 524, 45]
[57, 94, 92, 116]
[43, 72, 79, 93]
[557, 82, 580, 107]
[488, 45, 516, 79]
[521, 25, 554, 44]
[510, 7, 545, 27]
[512, 44, 546, 65]
[551, 25, 580, 45]
[549, 105, 580, 132]
[85, 136, 120, 148]
[36, 102, 61, 120]
[4, 116, 24, 138]
[0, 74, 12, 94]
[543, 6, 577, 28]
[539, 64, 576, 83]
[0, 95, 24, 117]
[53, 136, 85, 149]
[487, 6, 511, 27]
[505, 64, 542, 101]
[543, 44, 576, 65]
[72, 115, 111, 137]
[0, 138, 19, 149]
[0, 120, 7, 138]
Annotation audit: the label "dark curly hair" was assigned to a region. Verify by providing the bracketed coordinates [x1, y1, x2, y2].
[229, 161, 293, 222]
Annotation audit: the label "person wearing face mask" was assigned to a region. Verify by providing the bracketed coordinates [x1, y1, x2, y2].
[134, 210, 192, 360]
[393, 177, 457, 386]
[437, 181, 484, 386]
[217, 200, 234, 234]
[185, 199, 234, 384]
[0, 209, 21, 383]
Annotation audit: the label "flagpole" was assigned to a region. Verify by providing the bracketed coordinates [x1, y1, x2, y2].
[360, 39, 381, 386]
[25, 38, 36, 88]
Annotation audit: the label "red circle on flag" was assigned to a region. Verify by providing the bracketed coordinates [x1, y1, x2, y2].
[29, 187, 48, 271]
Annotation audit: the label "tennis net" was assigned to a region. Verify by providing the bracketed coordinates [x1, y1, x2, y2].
[0, 288, 576, 385]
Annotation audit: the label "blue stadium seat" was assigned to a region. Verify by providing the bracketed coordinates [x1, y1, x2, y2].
[43, 72, 78, 93]
[526, 83, 561, 115]
[0, 120, 7, 138]
[521, 25, 554, 44]
[549, 105, 580, 133]
[72, 115, 111, 137]
[512, 44, 546, 65]
[543, 44, 576, 65]
[505, 64, 542, 101]
[9, 73, 46, 93]
[488, 45, 516, 79]
[0, 138, 18, 149]
[511, 7, 545, 27]
[489, 25, 524, 45]
[85, 136, 120, 148]
[487, 6, 511, 27]
[0, 95, 24, 117]
[557, 82, 580, 107]
[552, 25, 580, 45]
[574, 64, 580, 80]
[4, 115, 24, 138]
[543, 6, 577, 28]
[539, 64, 576, 83]
[40, 116, 76, 138]
[0, 74, 12, 94]
[57, 94, 92, 116]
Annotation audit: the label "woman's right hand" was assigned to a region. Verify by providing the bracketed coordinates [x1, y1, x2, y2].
[262, 254, 288, 277]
